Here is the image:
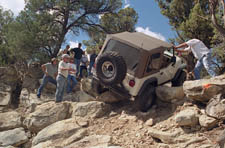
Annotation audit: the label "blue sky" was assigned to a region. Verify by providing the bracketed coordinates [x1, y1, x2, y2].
[0, 0, 176, 49]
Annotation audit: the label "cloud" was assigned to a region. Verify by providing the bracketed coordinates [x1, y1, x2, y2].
[124, 4, 130, 8]
[69, 41, 79, 48]
[0, 0, 25, 15]
[124, 0, 130, 8]
[135, 26, 166, 41]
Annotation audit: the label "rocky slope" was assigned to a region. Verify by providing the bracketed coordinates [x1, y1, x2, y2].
[0, 67, 225, 148]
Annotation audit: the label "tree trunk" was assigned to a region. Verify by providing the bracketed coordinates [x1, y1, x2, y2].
[209, 0, 225, 37]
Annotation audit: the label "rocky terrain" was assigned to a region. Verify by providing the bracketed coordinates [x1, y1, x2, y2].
[0, 66, 225, 148]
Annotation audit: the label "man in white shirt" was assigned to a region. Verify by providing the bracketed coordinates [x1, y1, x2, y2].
[55, 54, 71, 102]
[173, 39, 216, 80]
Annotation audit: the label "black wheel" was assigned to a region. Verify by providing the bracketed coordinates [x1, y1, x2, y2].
[96, 51, 127, 85]
[172, 71, 186, 87]
[136, 85, 156, 112]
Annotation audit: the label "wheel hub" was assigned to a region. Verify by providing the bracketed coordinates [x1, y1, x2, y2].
[102, 61, 115, 78]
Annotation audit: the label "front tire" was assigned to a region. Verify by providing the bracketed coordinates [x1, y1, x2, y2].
[172, 71, 186, 87]
[136, 85, 156, 112]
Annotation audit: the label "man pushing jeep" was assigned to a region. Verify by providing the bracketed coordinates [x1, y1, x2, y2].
[173, 39, 217, 80]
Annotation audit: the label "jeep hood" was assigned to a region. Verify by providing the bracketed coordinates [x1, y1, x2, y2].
[106, 32, 172, 51]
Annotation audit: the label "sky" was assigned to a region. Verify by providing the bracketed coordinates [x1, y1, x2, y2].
[0, 0, 175, 49]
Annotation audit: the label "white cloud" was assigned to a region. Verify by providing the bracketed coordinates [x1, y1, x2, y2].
[135, 26, 166, 41]
[124, 4, 130, 8]
[0, 0, 25, 15]
[69, 41, 79, 48]
[124, 0, 130, 8]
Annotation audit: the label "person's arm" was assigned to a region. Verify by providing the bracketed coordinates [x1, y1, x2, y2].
[41, 64, 48, 75]
[173, 42, 189, 53]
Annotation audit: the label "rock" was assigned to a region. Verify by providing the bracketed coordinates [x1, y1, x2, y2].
[20, 88, 55, 107]
[199, 114, 218, 129]
[206, 94, 225, 120]
[80, 78, 98, 97]
[32, 118, 88, 147]
[23, 101, 71, 133]
[156, 86, 185, 103]
[90, 147, 122, 148]
[74, 91, 95, 102]
[65, 135, 112, 148]
[0, 128, 28, 147]
[148, 128, 180, 144]
[0, 90, 11, 106]
[175, 107, 199, 127]
[71, 101, 111, 118]
[39, 79, 56, 93]
[0, 83, 11, 106]
[145, 118, 154, 126]
[97, 91, 123, 103]
[183, 75, 225, 102]
[0, 111, 22, 131]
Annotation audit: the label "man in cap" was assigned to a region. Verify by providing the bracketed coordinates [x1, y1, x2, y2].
[55, 54, 72, 102]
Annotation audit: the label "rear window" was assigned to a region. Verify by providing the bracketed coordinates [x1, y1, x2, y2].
[104, 39, 140, 72]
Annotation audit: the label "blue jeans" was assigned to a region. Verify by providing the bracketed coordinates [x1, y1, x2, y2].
[74, 58, 80, 76]
[37, 75, 56, 97]
[67, 75, 77, 93]
[80, 66, 87, 78]
[55, 74, 66, 102]
[88, 61, 94, 76]
[194, 52, 216, 80]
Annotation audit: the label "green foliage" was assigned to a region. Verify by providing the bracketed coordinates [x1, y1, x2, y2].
[155, 0, 225, 74]
[0, 0, 123, 66]
[84, 7, 138, 53]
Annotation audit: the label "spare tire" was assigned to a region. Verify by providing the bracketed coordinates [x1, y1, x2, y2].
[96, 51, 127, 85]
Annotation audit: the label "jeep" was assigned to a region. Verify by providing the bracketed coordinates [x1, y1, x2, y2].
[83, 32, 186, 112]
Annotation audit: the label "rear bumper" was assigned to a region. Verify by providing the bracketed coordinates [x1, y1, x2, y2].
[92, 76, 131, 99]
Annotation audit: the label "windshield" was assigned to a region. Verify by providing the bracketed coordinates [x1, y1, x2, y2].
[104, 39, 140, 73]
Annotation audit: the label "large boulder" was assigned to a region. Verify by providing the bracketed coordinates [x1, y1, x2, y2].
[0, 128, 28, 147]
[183, 74, 225, 102]
[175, 107, 199, 127]
[71, 101, 111, 118]
[23, 101, 71, 133]
[0, 111, 22, 131]
[32, 118, 88, 147]
[156, 86, 185, 103]
[206, 94, 225, 120]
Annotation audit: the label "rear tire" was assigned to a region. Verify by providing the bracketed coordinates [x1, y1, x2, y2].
[136, 85, 156, 112]
[172, 71, 186, 87]
[96, 51, 127, 85]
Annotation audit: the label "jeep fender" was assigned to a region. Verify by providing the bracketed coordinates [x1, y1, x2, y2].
[172, 67, 185, 82]
[137, 77, 158, 96]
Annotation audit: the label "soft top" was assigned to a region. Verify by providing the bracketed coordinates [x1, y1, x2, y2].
[107, 32, 172, 51]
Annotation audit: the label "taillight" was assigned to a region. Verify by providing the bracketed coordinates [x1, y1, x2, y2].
[129, 80, 135, 87]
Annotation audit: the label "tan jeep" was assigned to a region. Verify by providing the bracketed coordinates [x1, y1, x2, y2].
[84, 32, 186, 112]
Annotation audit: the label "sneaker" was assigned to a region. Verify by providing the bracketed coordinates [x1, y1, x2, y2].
[37, 95, 40, 99]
